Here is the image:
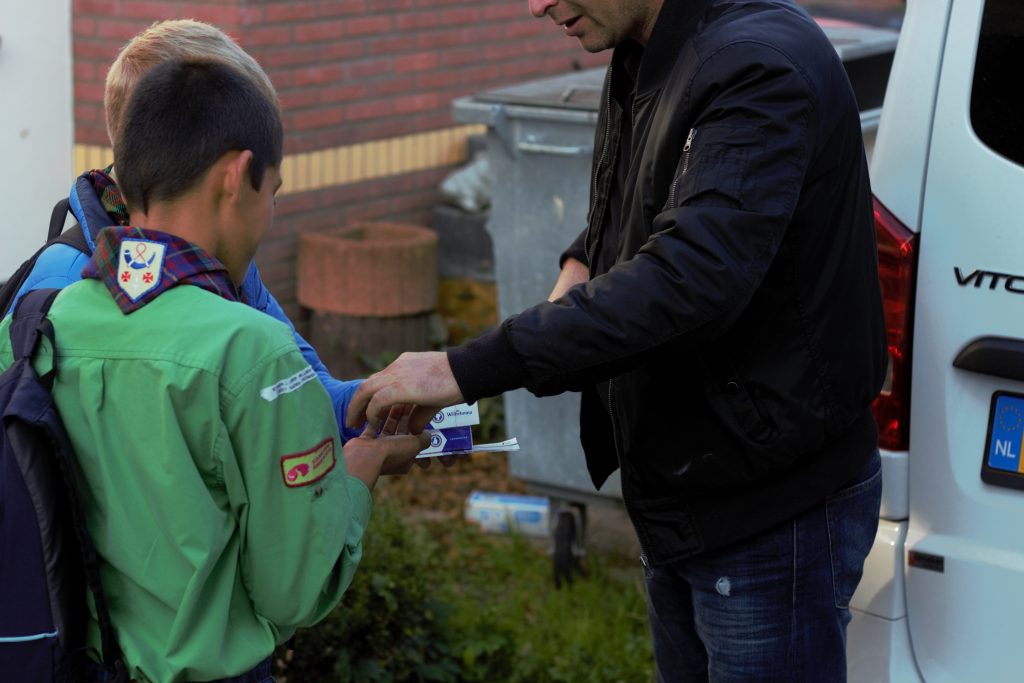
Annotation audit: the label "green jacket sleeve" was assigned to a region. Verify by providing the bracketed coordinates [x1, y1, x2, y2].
[220, 346, 372, 632]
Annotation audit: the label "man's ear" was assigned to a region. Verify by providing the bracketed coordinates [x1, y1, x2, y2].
[221, 150, 255, 205]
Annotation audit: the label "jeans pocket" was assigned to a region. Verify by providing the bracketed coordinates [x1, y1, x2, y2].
[826, 454, 882, 609]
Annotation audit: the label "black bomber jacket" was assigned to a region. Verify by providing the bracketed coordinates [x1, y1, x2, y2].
[449, 0, 887, 565]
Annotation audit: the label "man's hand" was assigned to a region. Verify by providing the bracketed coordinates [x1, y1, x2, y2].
[345, 351, 464, 433]
[342, 405, 431, 490]
[548, 257, 589, 302]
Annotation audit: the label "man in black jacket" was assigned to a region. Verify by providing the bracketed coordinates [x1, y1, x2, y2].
[349, 0, 887, 678]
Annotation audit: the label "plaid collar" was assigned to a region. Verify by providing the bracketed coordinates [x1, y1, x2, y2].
[88, 165, 130, 226]
[81, 226, 242, 314]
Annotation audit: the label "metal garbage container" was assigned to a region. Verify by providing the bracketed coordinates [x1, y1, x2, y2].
[453, 68, 614, 576]
[451, 20, 899, 573]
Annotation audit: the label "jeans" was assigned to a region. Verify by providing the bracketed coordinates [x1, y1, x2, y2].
[85, 656, 273, 683]
[644, 450, 881, 683]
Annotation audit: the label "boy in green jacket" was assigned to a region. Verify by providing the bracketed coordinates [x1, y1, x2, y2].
[0, 58, 427, 682]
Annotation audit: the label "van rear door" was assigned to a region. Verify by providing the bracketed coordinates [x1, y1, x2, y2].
[905, 0, 1024, 679]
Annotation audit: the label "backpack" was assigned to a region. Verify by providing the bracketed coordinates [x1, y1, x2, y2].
[0, 199, 91, 319]
[0, 289, 126, 682]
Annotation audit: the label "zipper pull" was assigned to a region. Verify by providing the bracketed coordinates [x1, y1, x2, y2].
[683, 128, 696, 153]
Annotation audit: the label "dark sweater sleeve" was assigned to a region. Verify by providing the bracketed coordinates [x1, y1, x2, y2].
[447, 324, 529, 404]
[559, 227, 589, 268]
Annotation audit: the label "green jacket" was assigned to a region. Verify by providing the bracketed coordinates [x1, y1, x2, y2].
[0, 279, 371, 682]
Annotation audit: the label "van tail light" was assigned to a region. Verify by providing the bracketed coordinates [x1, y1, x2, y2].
[871, 196, 919, 451]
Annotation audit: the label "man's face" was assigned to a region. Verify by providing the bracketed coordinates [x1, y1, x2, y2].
[527, 0, 661, 52]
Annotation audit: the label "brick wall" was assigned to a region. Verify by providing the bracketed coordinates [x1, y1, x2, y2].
[71, 0, 608, 323]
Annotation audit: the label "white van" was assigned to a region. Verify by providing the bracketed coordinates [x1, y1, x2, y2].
[848, 0, 1024, 680]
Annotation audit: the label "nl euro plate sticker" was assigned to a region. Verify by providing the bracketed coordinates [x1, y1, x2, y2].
[986, 393, 1024, 474]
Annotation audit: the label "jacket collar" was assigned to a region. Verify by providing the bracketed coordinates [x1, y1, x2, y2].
[626, 0, 716, 97]
[68, 167, 125, 254]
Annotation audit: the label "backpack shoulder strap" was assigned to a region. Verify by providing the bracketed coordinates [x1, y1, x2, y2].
[8, 289, 127, 679]
[10, 288, 61, 366]
[0, 208, 92, 320]
[48, 197, 72, 242]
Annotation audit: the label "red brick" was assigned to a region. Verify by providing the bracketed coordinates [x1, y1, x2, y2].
[348, 57, 393, 79]
[255, 46, 319, 68]
[395, 12, 440, 30]
[320, 83, 369, 104]
[265, 2, 317, 22]
[483, 43, 525, 61]
[345, 16, 393, 35]
[394, 52, 439, 73]
[75, 103, 100, 123]
[317, 0, 367, 17]
[76, 127, 113, 147]
[267, 69, 292, 89]
[74, 61, 99, 82]
[97, 19, 149, 41]
[241, 25, 292, 47]
[364, 76, 415, 97]
[179, 3, 240, 26]
[366, 35, 409, 56]
[73, 17, 98, 36]
[442, 47, 487, 67]
[279, 88, 320, 109]
[345, 100, 394, 121]
[415, 69, 461, 90]
[74, 0, 122, 14]
[439, 7, 482, 24]
[293, 64, 344, 87]
[465, 24, 503, 42]
[503, 61, 549, 80]
[75, 81, 106, 103]
[275, 192, 319, 216]
[293, 106, 345, 130]
[318, 41, 365, 61]
[240, 6, 264, 25]
[392, 93, 442, 115]
[483, 4, 526, 20]
[415, 28, 465, 50]
[293, 20, 344, 42]
[73, 39, 122, 61]
[121, 1, 180, 20]
[372, 0, 416, 9]
[506, 21, 549, 38]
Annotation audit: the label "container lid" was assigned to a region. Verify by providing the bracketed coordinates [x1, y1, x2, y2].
[472, 67, 606, 112]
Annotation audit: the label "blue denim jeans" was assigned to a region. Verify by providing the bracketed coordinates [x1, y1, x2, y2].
[644, 450, 881, 683]
[85, 655, 273, 683]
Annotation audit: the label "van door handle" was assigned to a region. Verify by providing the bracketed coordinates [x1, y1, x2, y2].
[953, 337, 1024, 382]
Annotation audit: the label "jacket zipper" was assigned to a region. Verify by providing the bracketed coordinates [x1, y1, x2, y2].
[607, 378, 652, 571]
[586, 65, 615, 267]
[668, 128, 697, 207]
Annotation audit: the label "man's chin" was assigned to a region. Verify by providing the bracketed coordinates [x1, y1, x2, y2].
[576, 35, 614, 53]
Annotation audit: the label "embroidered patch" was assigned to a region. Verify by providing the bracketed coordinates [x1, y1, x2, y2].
[280, 438, 336, 488]
[117, 239, 166, 302]
[260, 365, 316, 402]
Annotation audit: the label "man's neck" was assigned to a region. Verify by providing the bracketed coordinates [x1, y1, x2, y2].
[131, 199, 243, 283]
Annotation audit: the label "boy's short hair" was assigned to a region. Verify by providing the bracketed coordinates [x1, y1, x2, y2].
[104, 19, 279, 148]
[115, 58, 283, 213]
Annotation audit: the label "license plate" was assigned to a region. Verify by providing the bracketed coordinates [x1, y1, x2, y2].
[982, 392, 1024, 491]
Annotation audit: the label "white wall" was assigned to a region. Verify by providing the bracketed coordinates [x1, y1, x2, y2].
[0, 0, 74, 278]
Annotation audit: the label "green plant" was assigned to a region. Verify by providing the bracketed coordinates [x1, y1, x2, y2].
[274, 502, 460, 682]
[275, 500, 654, 682]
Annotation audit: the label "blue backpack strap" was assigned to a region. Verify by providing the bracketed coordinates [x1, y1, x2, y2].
[8, 290, 128, 680]
[10, 289, 61, 361]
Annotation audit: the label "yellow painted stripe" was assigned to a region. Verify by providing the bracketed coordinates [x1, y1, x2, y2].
[1018, 430, 1024, 474]
[72, 124, 486, 195]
